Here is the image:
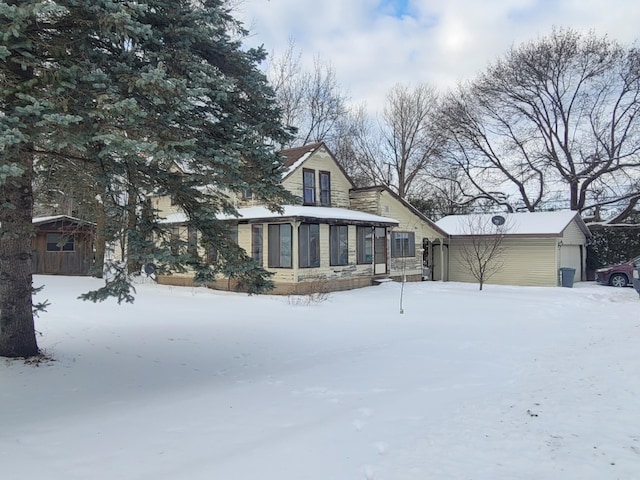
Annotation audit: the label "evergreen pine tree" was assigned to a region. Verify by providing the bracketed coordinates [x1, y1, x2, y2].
[1, 1, 294, 358]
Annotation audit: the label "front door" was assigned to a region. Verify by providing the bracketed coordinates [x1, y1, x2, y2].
[374, 227, 387, 275]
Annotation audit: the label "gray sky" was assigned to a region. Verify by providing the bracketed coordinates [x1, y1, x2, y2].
[237, 0, 640, 113]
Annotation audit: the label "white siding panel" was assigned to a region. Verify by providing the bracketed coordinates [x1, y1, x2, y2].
[561, 220, 587, 245]
[559, 245, 581, 282]
[375, 192, 447, 279]
[282, 148, 352, 208]
[153, 194, 183, 217]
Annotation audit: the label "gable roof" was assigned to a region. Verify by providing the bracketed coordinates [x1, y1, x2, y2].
[280, 142, 354, 187]
[351, 185, 449, 237]
[435, 211, 591, 237]
[280, 142, 324, 170]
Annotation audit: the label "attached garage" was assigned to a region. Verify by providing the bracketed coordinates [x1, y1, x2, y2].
[436, 211, 591, 287]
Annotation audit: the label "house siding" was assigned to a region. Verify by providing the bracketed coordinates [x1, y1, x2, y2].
[559, 220, 587, 281]
[449, 237, 559, 287]
[351, 189, 448, 281]
[152, 194, 182, 218]
[349, 190, 381, 215]
[561, 220, 586, 245]
[558, 245, 582, 282]
[282, 147, 352, 208]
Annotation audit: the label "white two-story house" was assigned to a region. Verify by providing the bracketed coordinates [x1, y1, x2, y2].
[153, 142, 449, 294]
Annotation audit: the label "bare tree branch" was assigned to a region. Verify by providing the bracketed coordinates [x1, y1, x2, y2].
[438, 28, 640, 223]
[455, 215, 510, 290]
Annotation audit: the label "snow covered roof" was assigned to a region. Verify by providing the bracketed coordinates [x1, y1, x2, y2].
[32, 215, 94, 225]
[280, 143, 323, 179]
[435, 211, 589, 237]
[162, 205, 399, 226]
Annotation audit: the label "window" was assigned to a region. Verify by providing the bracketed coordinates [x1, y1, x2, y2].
[252, 225, 263, 265]
[206, 243, 218, 264]
[299, 223, 320, 268]
[242, 188, 253, 200]
[357, 227, 373, 264]
[303, 169, 316, 205]
[330, 225, 348, 266]
[319, 171, 331, 206]
[206, 225, 238, 264]
[46, 233, 74, 252]
[391, 231, 415, 258]
[228, 224, 238, 245]
[169, 226, 181, 256]
[268, 224, 292, 268]
[187, 226, 198, 257]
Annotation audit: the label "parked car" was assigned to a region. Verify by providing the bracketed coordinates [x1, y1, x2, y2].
[595, 255, 640, 287]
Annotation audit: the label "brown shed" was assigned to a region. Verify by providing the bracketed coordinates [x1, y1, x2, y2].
[32, 216, 95, 275]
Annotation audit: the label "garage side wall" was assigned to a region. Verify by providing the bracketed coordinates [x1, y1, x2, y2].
[558, 220, 588, 282]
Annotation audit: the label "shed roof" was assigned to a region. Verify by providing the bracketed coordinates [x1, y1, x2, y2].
[435, 211, 590, 237]
[33, 215, 95, 226]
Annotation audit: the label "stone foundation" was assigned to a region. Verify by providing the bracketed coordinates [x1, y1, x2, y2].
[156, 274, 377, 295]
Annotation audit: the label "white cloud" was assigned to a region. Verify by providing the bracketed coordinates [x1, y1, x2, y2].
[237, 0, 640, 114]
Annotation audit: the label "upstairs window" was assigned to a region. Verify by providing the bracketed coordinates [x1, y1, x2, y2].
[319, 171, 331, 206]
[303, 169, 316, 205]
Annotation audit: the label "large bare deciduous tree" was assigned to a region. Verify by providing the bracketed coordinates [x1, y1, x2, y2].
[344, 83, 443, 198]
[439, 28, 640, 223]
[267, 40, 349, 148]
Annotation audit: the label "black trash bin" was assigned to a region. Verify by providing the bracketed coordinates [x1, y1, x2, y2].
[559, 267, 576, 288]
[633, 267, 640, 298]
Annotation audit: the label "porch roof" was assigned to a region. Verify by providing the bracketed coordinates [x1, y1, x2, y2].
[163, 205, 399, 227]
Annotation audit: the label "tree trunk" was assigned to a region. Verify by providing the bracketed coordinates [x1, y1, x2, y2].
[0, 152, 39, 358]
[126, 181, 139, 275]
[93, 194, 106, 279]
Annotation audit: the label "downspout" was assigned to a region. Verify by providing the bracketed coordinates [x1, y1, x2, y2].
[440, 239, 445, 282]
[370, 226, 375, 281]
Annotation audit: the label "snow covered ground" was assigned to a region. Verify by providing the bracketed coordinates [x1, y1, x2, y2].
[2, 276, 639, 480]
